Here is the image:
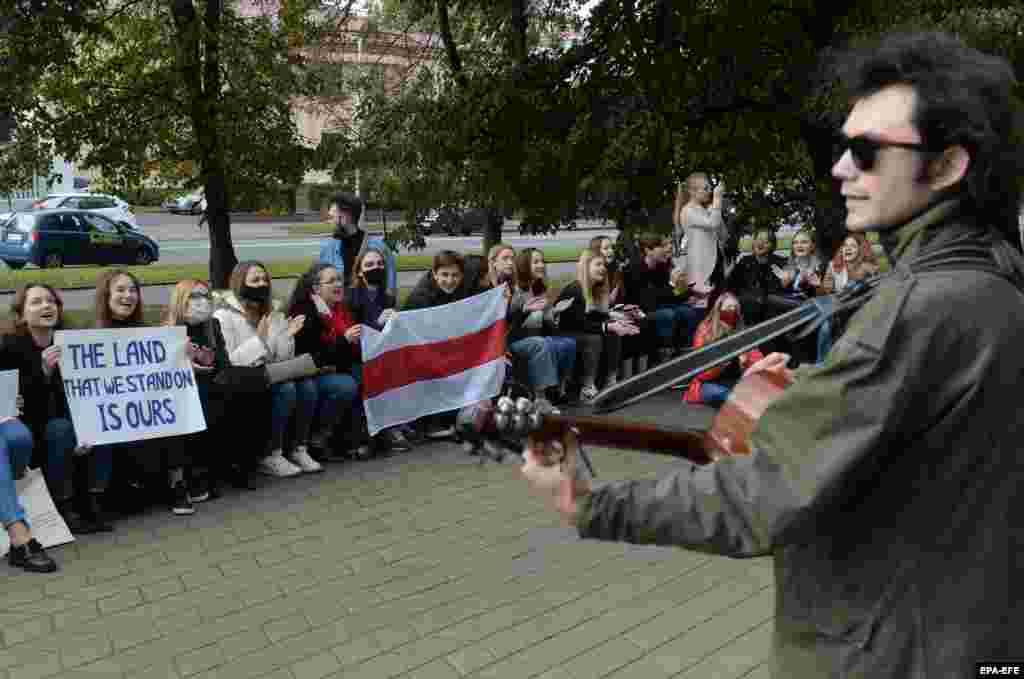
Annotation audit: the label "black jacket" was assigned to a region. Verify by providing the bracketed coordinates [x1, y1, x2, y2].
[0, 330, 71, 450]
[725, 252, 787, 295]
[403, 272, 467, 311]
[622, 256, 679, 312]
[289, 299, 357, 372]
[345, 286, 396, 331]
[554, 281, 610, 335]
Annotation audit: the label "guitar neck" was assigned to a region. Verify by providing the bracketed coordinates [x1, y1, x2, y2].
[542, 414, 713, 465]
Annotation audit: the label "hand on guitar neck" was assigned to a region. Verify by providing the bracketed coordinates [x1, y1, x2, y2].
[522, 428, 592, 526]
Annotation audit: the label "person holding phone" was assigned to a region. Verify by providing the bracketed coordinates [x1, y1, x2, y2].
[678, 173, 729, 307]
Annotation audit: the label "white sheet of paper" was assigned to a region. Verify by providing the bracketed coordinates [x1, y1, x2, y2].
[0, 468, 75, 555]
[0, 369, 18, 418]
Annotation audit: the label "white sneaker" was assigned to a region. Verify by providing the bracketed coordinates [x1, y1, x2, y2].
[289, 447, 323, 473]
[259, 453, 301, 477]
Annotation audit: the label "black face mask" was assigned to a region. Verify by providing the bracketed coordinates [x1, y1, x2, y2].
[239, 284, 270, 304]
[606, 260, 620, 274]
[363, 268, 386, 286]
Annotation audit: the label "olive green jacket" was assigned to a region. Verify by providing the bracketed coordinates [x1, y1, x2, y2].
[578, 200, 1024, 678]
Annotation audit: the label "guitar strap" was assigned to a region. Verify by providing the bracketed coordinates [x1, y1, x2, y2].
[593, 237, 1021, 415]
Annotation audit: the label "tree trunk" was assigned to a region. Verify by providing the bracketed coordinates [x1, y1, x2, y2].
[800, 120, 845, 260]
[170, 0, 237, 289]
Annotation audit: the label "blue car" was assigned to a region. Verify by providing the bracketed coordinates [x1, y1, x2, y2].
[0, 209, 160, 269]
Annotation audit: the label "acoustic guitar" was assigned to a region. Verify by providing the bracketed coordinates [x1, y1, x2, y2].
[473, 370, 791, 466]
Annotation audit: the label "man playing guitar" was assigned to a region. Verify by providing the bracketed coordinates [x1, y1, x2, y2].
[522, 31, 1024, 679]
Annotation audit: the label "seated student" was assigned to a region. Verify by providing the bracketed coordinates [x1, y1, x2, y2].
[214, 261, 308, 477]
[484, 244, 569, 401]
[724, 228, 788, 326]
[460, 253, 490, 298]
[555, 250, 640, 402]
[344, 248, 413, 452]
[622, 233, 704, 364]
[164, 279, 265, 503]
[821, 232, 880, 294]
[402, 250, 469, 439]
[286, 262, 370, 462]
[588, 236, 626, 305]
[0, 283, 113, 534]
[1, 414, 57, 573]
[92, 269, 188, 515]
[774, 228, 825, 298]
[683, 292, 763, 408]
[318, 193, 397, 293]
[509, 248, 578, 404]
[403, 250, 468, 312]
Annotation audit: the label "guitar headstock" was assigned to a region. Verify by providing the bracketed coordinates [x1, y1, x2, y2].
[492, 396, 558, 436]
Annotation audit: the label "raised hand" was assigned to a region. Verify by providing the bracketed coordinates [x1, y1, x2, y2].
[286, 315, 306, 338]
[41, 345, 62, 377]
[257, 314, 273, 341]
[344, 324, 362, 344]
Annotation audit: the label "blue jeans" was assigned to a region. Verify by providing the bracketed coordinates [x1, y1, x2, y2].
[699, 378, 739, 407]
[817, 317, 833, 365]
[651, 304, 704, 349]
[43, 418, 115, 501]
[269, 381, 298, 453]
[0, 419, 34, 528]
[294, 373, 360, 442]
[509, 336, 569, 391]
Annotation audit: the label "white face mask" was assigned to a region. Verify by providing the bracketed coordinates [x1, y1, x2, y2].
[185, 298, 213, 325]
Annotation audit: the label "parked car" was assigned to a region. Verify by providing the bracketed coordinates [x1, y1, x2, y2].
[0, 209, 159, 269]
[32, 192, 140, 230]
[162, 191, 204, 216]
[424, 206, 495, 236]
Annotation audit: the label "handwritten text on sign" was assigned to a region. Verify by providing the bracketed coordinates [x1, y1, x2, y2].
[55, 327, 207, 445]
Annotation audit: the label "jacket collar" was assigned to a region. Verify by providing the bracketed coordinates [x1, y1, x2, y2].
[877, 198, 963, 265]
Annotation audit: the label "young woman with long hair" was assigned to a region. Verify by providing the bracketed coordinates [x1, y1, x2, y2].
[682, 292, 764, 407]
[214, 261, 309, 477]
[0, 283, 114, 541]
[554, 250, 640, 402]
[286, 262, 371, 461]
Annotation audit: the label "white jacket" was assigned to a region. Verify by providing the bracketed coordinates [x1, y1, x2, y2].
[213, 291, 295, 366]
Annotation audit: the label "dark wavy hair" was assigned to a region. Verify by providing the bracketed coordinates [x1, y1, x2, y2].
[95, 269, 143, 327]
[839, 30, 1024, 248]
[11, 283, 66, 332]
[287, 262, 338, 318]
[515, 247, 545, 293]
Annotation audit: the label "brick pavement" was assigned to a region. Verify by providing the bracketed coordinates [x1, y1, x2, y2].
[0, 399, 774, 679]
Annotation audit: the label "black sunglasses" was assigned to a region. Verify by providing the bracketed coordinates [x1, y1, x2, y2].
[837, 133, 940, 171]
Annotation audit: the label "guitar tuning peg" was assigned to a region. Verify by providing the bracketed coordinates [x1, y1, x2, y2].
[494, 413, 509, 431]
[515, 397, 533, 414]
[497, 396, 515, 415]
[527, 412, 543, 431]
[511, 414, 526, 433]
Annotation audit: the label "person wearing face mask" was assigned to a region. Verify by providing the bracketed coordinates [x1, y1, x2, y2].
[163, 280, 254, 507]
[678, 173, 729, 307]
[318, 193, 398, 294]
[214, 261, 308, 478]
[682, 292, 764, 406]
[508, 248, 578, 405]
[342, 248, 413, 453]
[0, 283, 114, 540]
[402, 251, 468, 439]
[286, 263, 370, 462]
[724, 228, 789, 328]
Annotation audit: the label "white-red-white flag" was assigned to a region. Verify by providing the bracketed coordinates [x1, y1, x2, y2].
[360, 286, 508, 435]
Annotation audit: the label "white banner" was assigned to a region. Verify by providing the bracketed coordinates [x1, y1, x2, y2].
[54, 327, 207, 446]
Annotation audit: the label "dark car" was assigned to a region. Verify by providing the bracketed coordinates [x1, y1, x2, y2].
[0, 209, 160, 269]
[425, 207, 500, 236]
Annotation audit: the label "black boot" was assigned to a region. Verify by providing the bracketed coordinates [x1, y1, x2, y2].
[8, 539, 58, 573]
[75, 493, 114, 533]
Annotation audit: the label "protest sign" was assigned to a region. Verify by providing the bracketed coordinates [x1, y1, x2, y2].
[0, 369, 17, 418]
[55, 326, 206, 446]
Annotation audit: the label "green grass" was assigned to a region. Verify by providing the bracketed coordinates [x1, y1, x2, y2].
[0, 246, 585, 292]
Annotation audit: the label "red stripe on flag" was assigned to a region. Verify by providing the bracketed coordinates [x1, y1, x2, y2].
[362, 319, 507, 399]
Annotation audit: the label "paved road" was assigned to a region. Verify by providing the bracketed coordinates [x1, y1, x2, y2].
[0, 392, 775, 679]
[155, 231, 616, 266]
